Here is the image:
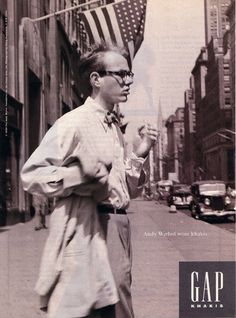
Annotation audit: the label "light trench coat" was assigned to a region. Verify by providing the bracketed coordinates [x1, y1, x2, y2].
[21, 97, 147, 318]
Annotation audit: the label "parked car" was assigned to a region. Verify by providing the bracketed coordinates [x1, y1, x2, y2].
[156, 180, 173, 200]
[226, 188, 236, 214]
[167, 184, 192, 208]
[190, 180, 236, 221]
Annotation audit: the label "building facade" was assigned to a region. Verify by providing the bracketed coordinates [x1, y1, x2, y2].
[0, 1, 28, 223]
[191, 0, 234, 185]
[204, 0, 231, 44]
[191, 47, 208, 181]
[161, 0, 234, 187]
[226, 0, 235, 132]
[153, 101, 167, 182]
[165, 108, 185, 183]
[183, 76, 196, 184]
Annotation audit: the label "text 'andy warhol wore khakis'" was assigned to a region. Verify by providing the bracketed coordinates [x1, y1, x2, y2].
[21, 97, 148, 318]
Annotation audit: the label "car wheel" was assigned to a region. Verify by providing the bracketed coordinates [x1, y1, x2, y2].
[191, 205, 199, 219]
[191, 206, 195, 218]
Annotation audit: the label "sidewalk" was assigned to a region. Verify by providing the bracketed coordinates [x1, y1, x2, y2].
[0, 219, 48, 318]
[0, 199, 235, 318]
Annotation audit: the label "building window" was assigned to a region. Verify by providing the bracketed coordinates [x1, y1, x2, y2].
[224, 97, 231, 106]
[224, 86, 230, 93]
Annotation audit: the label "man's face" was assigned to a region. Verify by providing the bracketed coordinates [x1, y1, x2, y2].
[98, 51, 134, 105]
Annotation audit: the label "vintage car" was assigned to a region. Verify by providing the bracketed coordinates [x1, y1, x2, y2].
[167, 184, 192, 208]
[227, 188, 236, 215]
[190, 180, 236, 221]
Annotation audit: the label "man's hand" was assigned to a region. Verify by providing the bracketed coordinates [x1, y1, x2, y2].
[93, 162, 110, 185]
[72, 161, 110, 199]
[78, 141, 112, 183]
[133, 123, 158, 158]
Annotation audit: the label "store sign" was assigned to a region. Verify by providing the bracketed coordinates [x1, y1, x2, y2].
[179, 262, 235, 318]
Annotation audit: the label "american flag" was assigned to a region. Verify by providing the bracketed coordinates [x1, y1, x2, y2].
[78, 0, 147, 61]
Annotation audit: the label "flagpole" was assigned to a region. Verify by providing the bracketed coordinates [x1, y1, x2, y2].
[31, 0, 124, 22]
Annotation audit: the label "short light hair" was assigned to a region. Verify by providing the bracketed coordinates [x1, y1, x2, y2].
[78, 42, 128, 98]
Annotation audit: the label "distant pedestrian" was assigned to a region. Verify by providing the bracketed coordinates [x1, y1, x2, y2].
[33, 193, 48, 231]
[21, 42, 157, 318]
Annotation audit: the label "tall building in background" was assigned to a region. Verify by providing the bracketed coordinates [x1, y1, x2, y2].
[189, 0, 235, 184]
[183, 76, 196, 184]
[204, 0, 231, 45]
[153, 100, 167, 181]
[163, 0, 234, 186]
[165, 108, 185, 183]
[190, 47, 207, 180]
[226, 0, 235, 132]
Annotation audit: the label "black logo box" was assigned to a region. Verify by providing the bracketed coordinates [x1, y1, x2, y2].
[179, 261, 235, 318]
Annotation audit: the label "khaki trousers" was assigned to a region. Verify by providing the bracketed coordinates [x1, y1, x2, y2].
[88, 213, 134, 318]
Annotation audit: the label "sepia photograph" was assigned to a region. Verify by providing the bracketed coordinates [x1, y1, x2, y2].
[0, 1, 235, 318]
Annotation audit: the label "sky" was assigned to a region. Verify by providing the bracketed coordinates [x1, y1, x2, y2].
[120, 0, 205, 140]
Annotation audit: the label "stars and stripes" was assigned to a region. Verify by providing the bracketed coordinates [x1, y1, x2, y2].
[78, 0, 147, 61]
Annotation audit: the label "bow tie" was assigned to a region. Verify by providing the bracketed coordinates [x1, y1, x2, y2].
[104, 112, 119, 127]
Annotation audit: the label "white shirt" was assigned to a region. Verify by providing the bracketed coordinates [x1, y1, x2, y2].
[21, 97, 147, 209]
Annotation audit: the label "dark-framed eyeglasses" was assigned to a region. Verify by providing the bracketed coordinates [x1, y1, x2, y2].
[98, 70, 134, 82]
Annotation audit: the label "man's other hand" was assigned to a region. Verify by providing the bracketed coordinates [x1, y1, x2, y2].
[133, 123, 158, 158]
[94, 162, 110, 185]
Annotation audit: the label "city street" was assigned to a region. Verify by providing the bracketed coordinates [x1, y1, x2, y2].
[175, 207, 235, 234]
[0, 198, 235, 318]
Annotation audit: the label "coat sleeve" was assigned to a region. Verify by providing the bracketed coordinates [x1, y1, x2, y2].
[21, 118, 101, 198]
[125, 152, 149, 199]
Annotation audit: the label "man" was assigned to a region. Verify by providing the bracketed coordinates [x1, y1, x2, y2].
[21, 43, 157, 318]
